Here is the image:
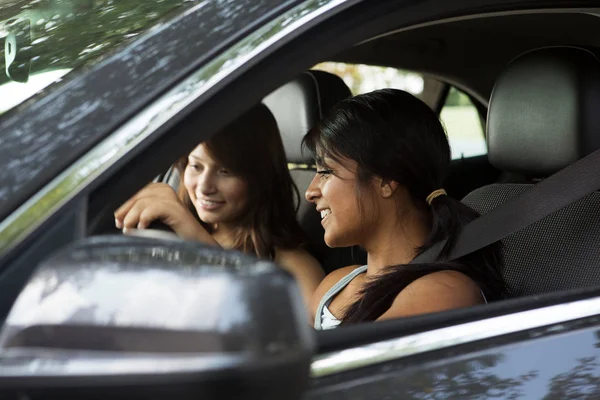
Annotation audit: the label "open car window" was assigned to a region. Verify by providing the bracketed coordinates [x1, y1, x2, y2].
[0, 0, 197, 117]
[313, 62, 487, 160]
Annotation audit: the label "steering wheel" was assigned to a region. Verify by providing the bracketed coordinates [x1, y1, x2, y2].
[123, 220, 181, 241]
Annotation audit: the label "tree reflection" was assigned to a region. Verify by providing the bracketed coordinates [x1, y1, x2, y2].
[1, 0, 199, 84]
[334, 354, 538, 400]
[542, 331, 600, 399]
[394, 355, 537, 400]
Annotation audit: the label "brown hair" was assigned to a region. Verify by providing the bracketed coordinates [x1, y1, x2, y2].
[175, 104, 305, 260]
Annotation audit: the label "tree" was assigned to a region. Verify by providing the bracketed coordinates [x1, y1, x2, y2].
[335, 354, 538, 400]
[542, 331, 600, 399]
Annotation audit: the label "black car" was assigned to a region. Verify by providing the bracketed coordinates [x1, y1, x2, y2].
[1, 0, 600, 398]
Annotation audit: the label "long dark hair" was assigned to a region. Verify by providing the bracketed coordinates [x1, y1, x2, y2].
[176, 103, 306, 260]
[303, 89, 505, 324]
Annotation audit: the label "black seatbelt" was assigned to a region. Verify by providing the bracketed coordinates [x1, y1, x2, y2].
[412, 146, 600, 264]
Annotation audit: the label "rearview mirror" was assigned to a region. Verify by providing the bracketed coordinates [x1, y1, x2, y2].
[0, 236, 314, 399]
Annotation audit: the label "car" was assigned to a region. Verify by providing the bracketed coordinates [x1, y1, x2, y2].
[1, 0, 600, 398]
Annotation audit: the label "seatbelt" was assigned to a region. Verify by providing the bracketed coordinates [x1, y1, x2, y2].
[412, 146, 600, 264]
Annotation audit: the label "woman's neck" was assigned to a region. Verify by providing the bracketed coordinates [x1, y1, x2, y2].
[211, 223, 238, 248]
[364, 208, 430, 277]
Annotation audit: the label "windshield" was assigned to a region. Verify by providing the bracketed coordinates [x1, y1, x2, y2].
[0, 0, 197, 116]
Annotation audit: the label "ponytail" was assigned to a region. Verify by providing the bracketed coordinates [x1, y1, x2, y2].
[341, 194, 505, 324]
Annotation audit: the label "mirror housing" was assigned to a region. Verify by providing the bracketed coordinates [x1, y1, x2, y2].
[0, 236, 314, 399]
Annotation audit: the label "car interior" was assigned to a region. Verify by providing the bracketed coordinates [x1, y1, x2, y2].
[86, 9, 600, 325]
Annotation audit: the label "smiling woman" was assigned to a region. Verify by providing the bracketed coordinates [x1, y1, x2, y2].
[303, 89, 506, 329]
[115, 104, 325, 308]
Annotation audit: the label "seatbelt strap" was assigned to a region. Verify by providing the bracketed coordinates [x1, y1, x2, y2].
[412, 146, 600, 264]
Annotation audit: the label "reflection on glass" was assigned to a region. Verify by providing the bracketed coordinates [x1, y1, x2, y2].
[0, 69, 70, 113]
[0, 0, 200, 116]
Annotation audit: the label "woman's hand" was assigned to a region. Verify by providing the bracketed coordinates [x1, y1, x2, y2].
[114, 183, 218, 245]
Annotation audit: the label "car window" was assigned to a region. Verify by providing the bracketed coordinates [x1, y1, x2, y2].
[312, 62, 486, 160]
[440, 87, 487, 159]
[0, 0, 198, 117]
[313, 62, 426, 100]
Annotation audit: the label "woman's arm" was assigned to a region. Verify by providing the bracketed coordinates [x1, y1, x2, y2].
[275, 249, 326, 312]
[376, 270, 484, 322]
[114, 182, 219, 246]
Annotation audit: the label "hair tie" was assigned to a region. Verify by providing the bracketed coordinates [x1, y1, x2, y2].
[426, 189, 447, 205]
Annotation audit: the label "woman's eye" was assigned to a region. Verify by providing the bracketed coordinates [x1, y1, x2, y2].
[317, 169, 332, 179]
[218, 168, 230, 175]
[189, 164, 201, 172]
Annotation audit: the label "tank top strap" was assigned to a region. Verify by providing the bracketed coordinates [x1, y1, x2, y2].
[314, 265, 368, 330]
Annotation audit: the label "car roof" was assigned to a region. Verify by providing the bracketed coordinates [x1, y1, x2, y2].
[331, 11, 600, 102]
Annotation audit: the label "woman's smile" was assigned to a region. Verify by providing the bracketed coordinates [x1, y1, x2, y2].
[197, 198, 226, 211]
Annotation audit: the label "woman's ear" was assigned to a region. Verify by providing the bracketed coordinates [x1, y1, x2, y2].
[380, 179, 399, 199]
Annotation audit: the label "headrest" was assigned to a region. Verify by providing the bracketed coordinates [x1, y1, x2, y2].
[263, 70, 352, 164]
[488, 46, 600, 177]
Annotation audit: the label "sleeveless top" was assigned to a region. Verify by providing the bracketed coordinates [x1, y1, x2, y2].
[314, 265, 488, 330]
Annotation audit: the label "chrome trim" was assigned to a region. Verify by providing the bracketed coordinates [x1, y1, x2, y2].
[311, 295, 600, 377]
[0, 0, 355, 257]
[0, 351, 244, 376]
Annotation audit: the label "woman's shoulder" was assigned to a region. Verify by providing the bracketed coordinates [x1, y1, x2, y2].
[320, 265, 362, 286]
[309, 265, 363, 319]
[275, 248, 323, 275]
[377, 270, 483, 321]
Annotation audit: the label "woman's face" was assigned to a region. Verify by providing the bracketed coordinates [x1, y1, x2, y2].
[305, 156, 377, 248]
[184, 144, 249, 226]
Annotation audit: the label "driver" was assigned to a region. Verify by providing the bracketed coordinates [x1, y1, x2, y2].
[114, 103, 324, 308]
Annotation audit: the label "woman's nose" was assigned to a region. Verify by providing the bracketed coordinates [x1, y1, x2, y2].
[305, 174, 321, 203]
[198, 172, 217, 195]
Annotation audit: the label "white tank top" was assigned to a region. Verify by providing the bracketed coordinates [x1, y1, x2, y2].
[313, 265, 488, 330]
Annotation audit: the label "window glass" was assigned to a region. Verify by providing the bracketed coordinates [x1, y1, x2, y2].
[313, 62, 425, 99]
[0, 0, 198, 117]
[440, 87, 487, 159]
[313, 62, 486, 160]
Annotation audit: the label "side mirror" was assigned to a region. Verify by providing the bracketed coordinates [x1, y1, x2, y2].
[0, 236, 314, 399]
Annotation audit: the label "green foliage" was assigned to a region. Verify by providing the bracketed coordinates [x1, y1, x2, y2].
[313, 61, 423, 97]
[445, 86, 473, 107]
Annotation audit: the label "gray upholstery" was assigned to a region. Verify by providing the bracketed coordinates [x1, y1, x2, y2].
[466, 46, 600, 298]
[488, 47, 600, 177]
[464, 185, 600, 297]
[264, 70, 366, 272]
[263, 70, 354, 164]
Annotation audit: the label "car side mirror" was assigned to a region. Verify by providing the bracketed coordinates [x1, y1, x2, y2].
[0, 236, 314, 399]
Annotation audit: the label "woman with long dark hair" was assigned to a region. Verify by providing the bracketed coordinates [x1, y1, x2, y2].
[115, 104, 324, 306]
[304, 89, 505, 329]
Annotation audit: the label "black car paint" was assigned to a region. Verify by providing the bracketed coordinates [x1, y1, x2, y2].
[306, 316, 600, 399]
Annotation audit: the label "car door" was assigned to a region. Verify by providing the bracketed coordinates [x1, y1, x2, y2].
[2, 0, 600, 398]
[306, 293, 600, 399]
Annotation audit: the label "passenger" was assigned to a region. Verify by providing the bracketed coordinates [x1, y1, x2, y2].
[304, 89, 506, 330]
[115, 104, 325, 307]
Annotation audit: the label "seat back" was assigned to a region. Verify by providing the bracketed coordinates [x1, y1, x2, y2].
[464, 47, 600, 298]
[263, 70, 367, 272]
